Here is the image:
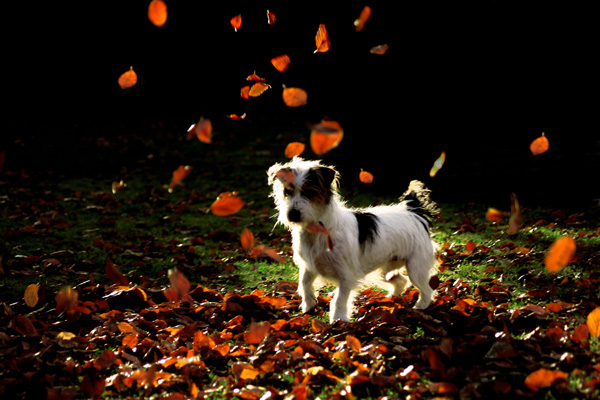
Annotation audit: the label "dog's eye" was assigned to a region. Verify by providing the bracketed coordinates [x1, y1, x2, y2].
[283, 186, 294, 197]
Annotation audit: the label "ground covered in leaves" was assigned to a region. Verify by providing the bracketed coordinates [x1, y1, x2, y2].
[1, 121, 600, 400]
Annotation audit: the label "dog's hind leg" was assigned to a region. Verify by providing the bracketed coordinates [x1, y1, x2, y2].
[298, 266, 318, 313]
[405, 256, 436, 309]
[330, 279, 355, 322]
[383, 259, 410, 297]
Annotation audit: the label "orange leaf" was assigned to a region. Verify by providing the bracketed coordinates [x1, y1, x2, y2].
[241, 228, 255, 253]
[148, 0, 167, 27]
[524, 368, 568, 392]
[429, 151, 446, 177]
[253, 245, 287, 263]
[168, 165, 192, 192]
[24, 284, 39, 307]
[544, 236, 576, 273]
[210, 192, 245, 216]
[187, 117, 212, 143]
[111, 180, 127, 194]
[230, 14, 242, 31]
[244, 321, 271, 344]
[370, 44, 389, 55]
[169, 268, 191, 299]
[122, 334, 138, 349]
[275, 168, 296, 184]
[249, 82, 271, 97]
[359, 169, 374, 183]
[310, 120, 343, 155]
[284, 142, 305, 158]
[486, 207, 507, 221]
[282, 87, 307, 107]
[226, 112, 246, 120]
[586, 307, 600, 338]
[105, 258, 129, 286]
[56, 286, 78, 313]
[306, 222, 329, 236]
[246, 72, 265, 82]
[314, 24, 330, 53]
[118, 321, 136, 334]
[530, 132, 549, 155]
[354, 6, 371, 32]
[346, 335, 362, 352]
[118, 67, 137, 89]
[266, 10, 276, 25]
[271, 54, 291, 72]
[572, 323, 589, 344]
[507, 192, 522, 235]
[240, 85, 250, 99]
[233, 362, 260, 380]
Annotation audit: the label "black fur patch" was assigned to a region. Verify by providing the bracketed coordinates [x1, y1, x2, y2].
[403, 195, 432, 232]
[302, 166, 337, 204]
[353, 211, 379, 247]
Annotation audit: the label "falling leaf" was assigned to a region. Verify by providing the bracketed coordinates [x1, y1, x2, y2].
[165, 268, 191, 302]
[118, 67, 137, 89]
[486, 207, 507, 221]
[275, 168, 296, 184]
[230, 14, 242, 31]
[111, 180, 127, 194]
[187, 117, 212, 143]
[370, 44, 389, 55]
[285, 142, 305, 158]
[241, 228, 255, 253]
[306, 222, 329, 236]
[227, 113, 246, 120]
[105, 258, 129, 286]
[251, 245, 287, 263]
[266, 9, 276, 25]
[314, 24, 330, 53]
[246, 72, 265, 82]
[507, 192, 522, 234]
[354, 6, 371, 31]
[587, 307, 600, 338]
[282, 87, 307, 107]
[210, 192, 245, 216]
[359, 170, 374, 183]
[544, 236, 576, 273]
[271, 54, 291, 72]
[429, 151, 446, 177]
[56, 286, 78, 313]
[530, 132, 549, 155]
[524, 368, 568, 392]
[148, 0, 167, 27]
[249, 82, 271, 97]
[240, 85, 250, 99]
[24, 284, 39, 307]
[168, 165, 192, 192]
[310, 120, 343, 155]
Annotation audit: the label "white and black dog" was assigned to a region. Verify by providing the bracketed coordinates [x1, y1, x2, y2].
[268, 157, 439, 322]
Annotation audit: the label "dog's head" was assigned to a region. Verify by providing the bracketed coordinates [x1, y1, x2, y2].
[267, 157, 340, 227]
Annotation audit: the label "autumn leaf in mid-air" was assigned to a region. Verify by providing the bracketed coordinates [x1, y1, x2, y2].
[148, 0, 167, 27]
[210, 192, 245, 216]
[359, 170, 374, 183]
[164, 268, 191, 302]
[249, 82, 271, 97]
[187, 117, 212, 143]
[24, 284, 39, 307]
[284, 142, 305, 158]
[530, 132, 549, 155]
[507, 192, 522, 235]
[56, 286, 78, 313]
[240, 228, 255, 253]
[275, 168, 296, 185]
[118, 67, 137, 89]
[370, 44, 389, 55]
[226, 113, 246, 120]
[429, 151, 446, 177]
[485, 207, 508, 221]
[310, 120, 343, 155]
[271, 54, 291, 72]
[314, 24, 330, 53]
[230, 14, 242, 31]
[306, 222, 333, 250]
[266, 10, 276, 25]
[282, 87, 307, 107]
[354, 6, 371, 32]
[587, 307, 600, 338]
[168, 165, 192, 192]
[544, 236, 576, 273]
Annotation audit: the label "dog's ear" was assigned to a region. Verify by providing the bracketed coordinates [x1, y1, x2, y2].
[315, 166, 338, 189]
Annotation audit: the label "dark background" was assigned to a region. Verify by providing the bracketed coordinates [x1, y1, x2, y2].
[4, 1, 598, 207]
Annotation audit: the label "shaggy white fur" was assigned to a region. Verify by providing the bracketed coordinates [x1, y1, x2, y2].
[268, 157, 439, 322]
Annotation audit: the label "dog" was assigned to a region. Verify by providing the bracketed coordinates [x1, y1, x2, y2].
[267, 157, 439, 322]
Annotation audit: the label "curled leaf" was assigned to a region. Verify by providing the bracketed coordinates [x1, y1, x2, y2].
[249, 82, 271, 97]
[314, 24, 330, 53]
[187, 117, 212, 143]
[370, 44, 389, 55]
[429, 151, 446, 177]
[266, 10, 276, 25]
[118, 67, 137, 89]
[168, 165, 192, 192]
[227, 113, 246, 120]
[310, 120, 343, 155]
[148, 0, 167, 27]
[354, 6, 371, 32]
[544, 236, 576, 273]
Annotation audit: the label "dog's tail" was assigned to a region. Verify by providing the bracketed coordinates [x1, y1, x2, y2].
[399, 180, 439, 228]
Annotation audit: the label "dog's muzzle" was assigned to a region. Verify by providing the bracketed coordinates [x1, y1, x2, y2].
[287, 208, 301, 223]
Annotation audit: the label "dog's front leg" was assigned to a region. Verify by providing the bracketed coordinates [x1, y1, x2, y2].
[330, 279, 353, 323]
[298, 265, 317, 313]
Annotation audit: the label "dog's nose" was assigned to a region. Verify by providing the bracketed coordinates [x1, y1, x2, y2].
[288, 208, 301, 223]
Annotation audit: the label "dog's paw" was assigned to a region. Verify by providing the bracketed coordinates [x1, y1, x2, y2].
[301, 296, 317, 313]
[330, 311, 351, 323]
